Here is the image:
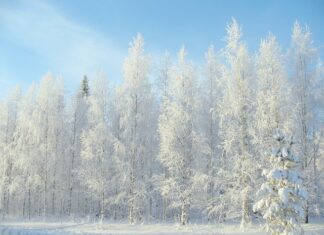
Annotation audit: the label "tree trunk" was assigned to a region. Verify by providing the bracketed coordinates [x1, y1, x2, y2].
[28, 186, 31, 220]
[52, 154, 57, 215]
[240, 188, 251, 228]
[68, 112, 77, 216]
[44, 112, 49, 220]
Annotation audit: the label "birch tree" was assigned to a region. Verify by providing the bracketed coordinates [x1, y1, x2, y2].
[13, 85, 39, 219]
[199, 45, 224, 221]
[0, 86, 21, 217]
[254, 33, 290, 154]
[155, 52, 173, 221]
[67, 76, 89, 216]
[158, 47, 198, 225]
[252, 34, 292, 210]
[32, 74, 65, 219]
[290, 21, 321, 222]
[79, 75, 114, 221]
[218, 19, 254, 227]
[117, 34, 154, 223]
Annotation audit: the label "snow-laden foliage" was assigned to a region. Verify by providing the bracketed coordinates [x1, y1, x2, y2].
[254, 129, 307, 235]
[0, 20, 323, 228]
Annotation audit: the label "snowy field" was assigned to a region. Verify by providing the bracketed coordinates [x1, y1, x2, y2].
[1, 220, 324, 235]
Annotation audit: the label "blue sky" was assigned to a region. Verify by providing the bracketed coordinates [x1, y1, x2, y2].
[0, 0, 323, 97]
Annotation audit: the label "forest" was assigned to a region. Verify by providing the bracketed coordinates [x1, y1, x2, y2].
[0, 19, 323, 234]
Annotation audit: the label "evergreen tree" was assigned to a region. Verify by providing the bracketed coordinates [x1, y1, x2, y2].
[82, 75, 90, 97]
[254, 129, 307, 235]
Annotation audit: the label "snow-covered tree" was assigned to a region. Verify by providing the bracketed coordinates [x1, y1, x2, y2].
[253, 129, 307, 235]
[218, 19, 254, 226]
[117, 34, 154, 223]
[109, 86, 128, 220]
[154, 52, 173, 221]
[254, 33, 291, 155]
[290, 22, 321, 221]
[66, 76, 89, 216]
[312, 61, 324, 216]
[198, 45, 224, 221]
[79, 74, 114, 221]
[158, 47, 199, 225]
[12, 84, 42, 219]
[252, 34, 293, 217]
[0, 86, 21, 217]
[31, 74, 66, 219]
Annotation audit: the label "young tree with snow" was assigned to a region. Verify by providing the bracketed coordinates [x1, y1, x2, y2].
[253, 129, 307, 235]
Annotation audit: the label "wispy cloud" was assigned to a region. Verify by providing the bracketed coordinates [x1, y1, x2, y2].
[0, 0, 125, 92]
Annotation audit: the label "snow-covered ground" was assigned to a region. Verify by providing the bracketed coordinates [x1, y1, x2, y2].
[1, 220, 324, 235]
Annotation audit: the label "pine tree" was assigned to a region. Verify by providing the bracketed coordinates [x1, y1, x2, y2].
[253, 129, 307, 235]
[82, 75, 90, 97]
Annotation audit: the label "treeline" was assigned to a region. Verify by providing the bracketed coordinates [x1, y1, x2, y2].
[0, 20, 323, 225]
